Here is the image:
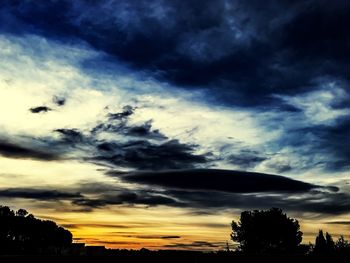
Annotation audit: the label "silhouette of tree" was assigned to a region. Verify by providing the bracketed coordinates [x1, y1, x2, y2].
[325, 232, 335, 253]
[314, 230, 335, 254]
[0, 205, 14, 217]
[335, 236, 350, 254]
[314, 230, 327, 253]
[231, 208, 302, 254]
[16, 208, 28, 217]
[0, 205, 72, 255]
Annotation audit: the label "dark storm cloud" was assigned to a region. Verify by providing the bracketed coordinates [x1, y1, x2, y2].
[53, 96, 66, 106]
[0, 185, 176, 209]
[124, 121, 168, 140]
[0, 188, 81, 200]
[29, 106, 52, 113]
[107, 105, 135, 121]
[94, 140, 207, 170]
[55, 182, 179, 210]
[67, 182, 179, 208]
[93, 121, 167, 140]
[92, 106, 167, 140]
[72, 190, 177, 208]
[99, 168, 350, 215]
[0, 141, 60, 161]
[5, 175, 345, 215]
[2, 0, 350, 108]
[119, 169, 319, 193]
[54, 128, 84, 144]
[0, 117, 205, 171]
[15, 179, 345, 215]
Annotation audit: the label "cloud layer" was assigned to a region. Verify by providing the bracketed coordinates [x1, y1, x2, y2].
[1, 0, 350, 249]
[119, 169, 318, 193]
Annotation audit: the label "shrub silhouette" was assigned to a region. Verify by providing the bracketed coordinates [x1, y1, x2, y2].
[231, 208, 302, 254]
[0, 205, 72, 254]
[335, 235, 350, 254]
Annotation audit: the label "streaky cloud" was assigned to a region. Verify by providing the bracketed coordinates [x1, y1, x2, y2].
[0, 188, 81, 200]
[0, 141, 60, 161]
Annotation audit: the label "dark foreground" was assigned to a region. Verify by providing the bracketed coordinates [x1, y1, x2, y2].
[1, 254, 350, 263]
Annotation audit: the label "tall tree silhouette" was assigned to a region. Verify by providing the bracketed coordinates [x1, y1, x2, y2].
[314, 230, 327, 253]
[0, 205, 72, 255]
[325, 232, 335, 253]
[231, 208, 302, 254]
[314, 230, 335, 254]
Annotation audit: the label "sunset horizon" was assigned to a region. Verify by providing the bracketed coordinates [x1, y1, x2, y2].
[1, 0, 350, 252]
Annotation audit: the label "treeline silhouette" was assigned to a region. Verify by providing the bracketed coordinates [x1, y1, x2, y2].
[1, 205, 350, 259]
[0, 205, 72, 255]
[231, 207, 350, 255]
[313, 230, 350, 255]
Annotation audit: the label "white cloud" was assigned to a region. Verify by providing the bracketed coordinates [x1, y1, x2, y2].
[276, 82, 349, 125]
[0, 34, 272, 163]
[3, 34, 349, 182]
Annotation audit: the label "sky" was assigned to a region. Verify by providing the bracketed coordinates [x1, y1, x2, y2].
[0, 0, 350, 251]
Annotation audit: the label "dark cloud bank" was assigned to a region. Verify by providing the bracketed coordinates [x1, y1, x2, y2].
[1, 169, 347, 215]
[118, 169, 317, 193]
[0, 141, 60, 161]
[0, 105, 208, 169]
[2, 0, 350, 107]
[0, 188, 81, 200]
[0, 105, 348, 215]
[89, 106, 208, 170]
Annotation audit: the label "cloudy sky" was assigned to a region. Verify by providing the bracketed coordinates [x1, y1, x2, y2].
[1, 0, 350, 250]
